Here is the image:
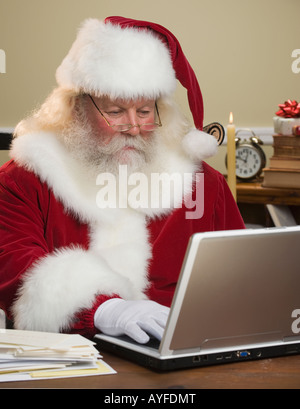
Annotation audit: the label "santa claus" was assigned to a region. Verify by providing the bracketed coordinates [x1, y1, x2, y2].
[0, 17, 244, 342]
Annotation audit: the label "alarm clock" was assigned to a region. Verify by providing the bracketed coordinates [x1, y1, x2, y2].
[226, 129, 266, 181]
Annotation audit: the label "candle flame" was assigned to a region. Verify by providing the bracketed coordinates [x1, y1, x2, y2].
[229, 112, 233, 124]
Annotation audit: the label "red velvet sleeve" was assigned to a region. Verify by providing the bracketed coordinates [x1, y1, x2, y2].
[0, 162, 49, 318]
[0, 162, 119, 338]
[66, 294, 121, 339]
[213, 172, 245, 231]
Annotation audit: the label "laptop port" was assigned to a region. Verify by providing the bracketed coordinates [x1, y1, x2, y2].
[286, 346, 299, 354]
[192, 355, 201, 363]
[236, 350, 251, 358]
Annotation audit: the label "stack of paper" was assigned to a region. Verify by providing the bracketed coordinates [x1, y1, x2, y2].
[0, 329, 116, 382]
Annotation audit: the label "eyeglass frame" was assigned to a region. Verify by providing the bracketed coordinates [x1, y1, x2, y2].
[88, 94, 162, 132]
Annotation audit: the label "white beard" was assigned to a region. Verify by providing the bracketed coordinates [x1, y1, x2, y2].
[62, 103, 159, 179]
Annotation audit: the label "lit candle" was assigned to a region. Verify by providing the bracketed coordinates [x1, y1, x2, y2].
[227, 112, 236, 201]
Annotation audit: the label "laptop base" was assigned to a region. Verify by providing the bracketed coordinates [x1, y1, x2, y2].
[96, 337, 300, 371]
[94, 227, 300, 371]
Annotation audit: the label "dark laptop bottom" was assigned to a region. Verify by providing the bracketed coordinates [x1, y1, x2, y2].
[95, 338, 300, 371]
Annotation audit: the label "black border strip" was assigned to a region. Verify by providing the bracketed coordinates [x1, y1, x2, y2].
[0, 132, 13, 150]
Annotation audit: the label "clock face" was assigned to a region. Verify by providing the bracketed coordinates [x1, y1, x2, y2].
[236, 145, 263, 179]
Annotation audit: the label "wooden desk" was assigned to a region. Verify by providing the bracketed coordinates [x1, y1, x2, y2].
[237, 181, 300, 206]
[1, 352, 300, 389]
[236, 181, 300, 226]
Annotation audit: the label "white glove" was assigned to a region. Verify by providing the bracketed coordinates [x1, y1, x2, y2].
[94, 298, 170, 344]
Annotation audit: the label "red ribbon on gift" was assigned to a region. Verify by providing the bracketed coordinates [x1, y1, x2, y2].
[276, 99, 300, 118]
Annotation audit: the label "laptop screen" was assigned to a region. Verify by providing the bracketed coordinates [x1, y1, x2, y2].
[167, 228, 300, 351]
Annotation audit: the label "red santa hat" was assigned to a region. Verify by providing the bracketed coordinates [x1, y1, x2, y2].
[105, 16, 204, 131]
[56, 16, 218, 159]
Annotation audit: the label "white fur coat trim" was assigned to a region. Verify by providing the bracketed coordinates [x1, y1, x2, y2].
[10, 132, 156, 332]
[12, 246, 148, 333]
[9, 126, 217, 332]
[10, 130, 199, 332]
[10, 131, 200, 221]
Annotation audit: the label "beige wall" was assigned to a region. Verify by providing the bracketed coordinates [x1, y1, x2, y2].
[0, 0, 299, 171]
[0, 151, 9, 165]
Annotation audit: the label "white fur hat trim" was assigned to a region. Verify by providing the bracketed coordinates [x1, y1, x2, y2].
[56, 18, 177, 100]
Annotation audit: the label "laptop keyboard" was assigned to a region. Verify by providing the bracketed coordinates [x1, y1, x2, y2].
[114, 335, 161, 350]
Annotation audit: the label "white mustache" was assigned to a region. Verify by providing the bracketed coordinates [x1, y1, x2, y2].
[99, 134, 152, 155]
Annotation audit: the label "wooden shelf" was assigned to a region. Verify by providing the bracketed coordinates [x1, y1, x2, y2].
[237, 180, 300, 206]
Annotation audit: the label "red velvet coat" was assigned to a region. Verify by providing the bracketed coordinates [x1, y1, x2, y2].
[0, 131, 245, 338]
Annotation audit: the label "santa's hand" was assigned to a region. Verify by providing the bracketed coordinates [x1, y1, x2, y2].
[94, 299, 170, 344]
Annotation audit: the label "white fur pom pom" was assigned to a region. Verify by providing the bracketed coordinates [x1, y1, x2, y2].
[182, 129, 218, 162]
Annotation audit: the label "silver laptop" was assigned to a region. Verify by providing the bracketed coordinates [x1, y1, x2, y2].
[95, 226, 300, 370]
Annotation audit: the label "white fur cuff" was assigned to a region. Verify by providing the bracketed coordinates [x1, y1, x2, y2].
[12, 247, 144, 333]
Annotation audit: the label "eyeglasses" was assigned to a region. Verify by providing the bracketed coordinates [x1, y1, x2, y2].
[88, 95, 162, 133]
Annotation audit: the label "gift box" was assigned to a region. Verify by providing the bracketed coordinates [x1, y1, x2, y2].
[293, 125, 300, 136]
[273, 116, 300, 135]
[273, 100, 300, 135]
